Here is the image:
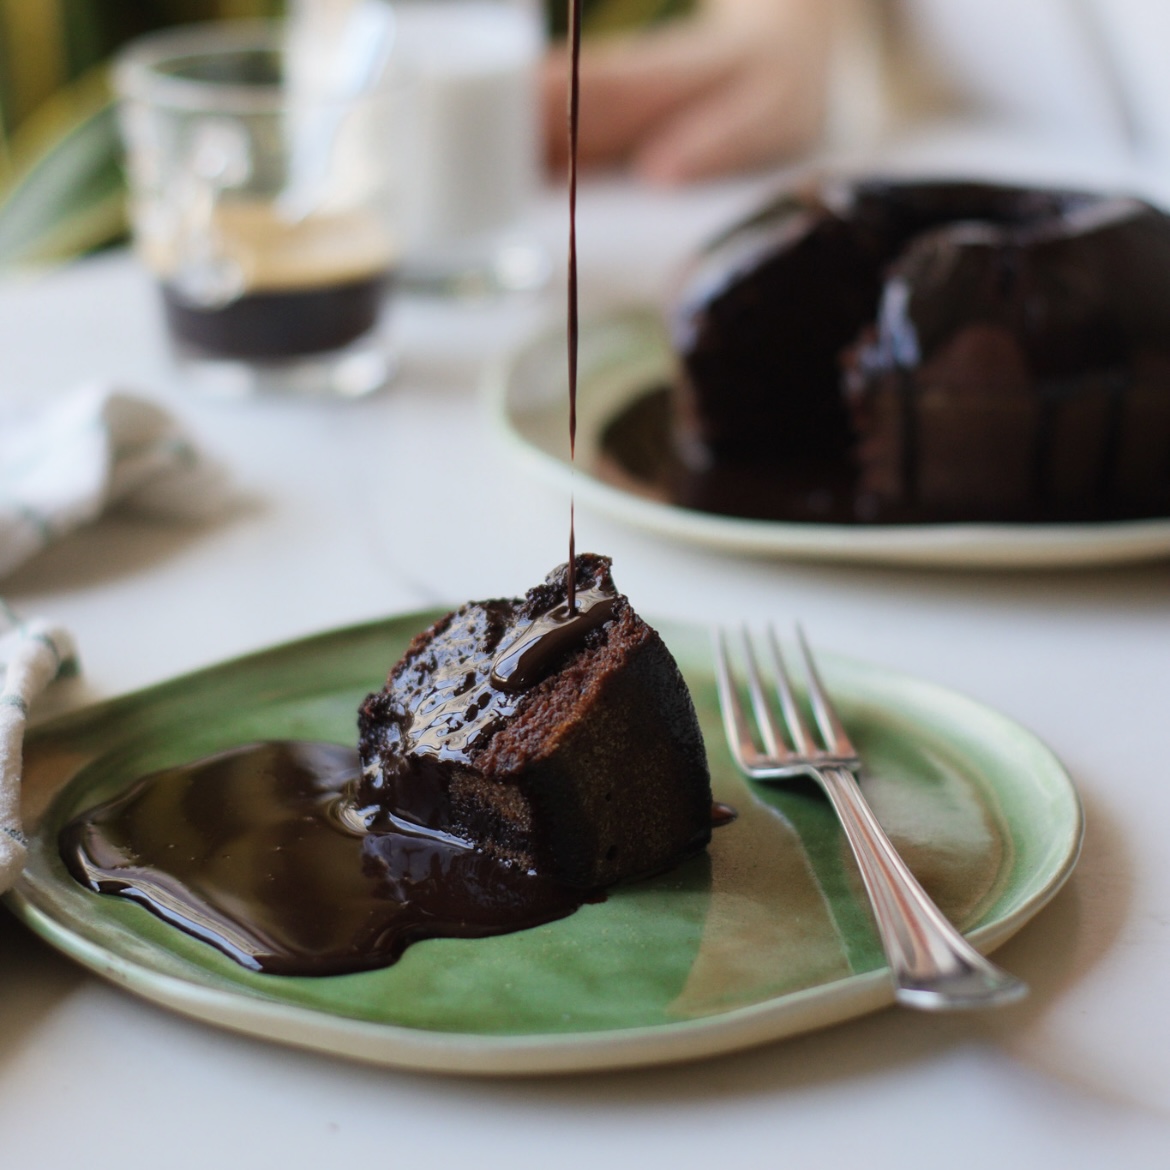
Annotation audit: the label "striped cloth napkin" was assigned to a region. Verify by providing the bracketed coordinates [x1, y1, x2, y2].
[0, 609, 76, 891]
[0, 384, 228, 891]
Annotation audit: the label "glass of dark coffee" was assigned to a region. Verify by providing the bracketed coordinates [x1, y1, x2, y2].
[115, 20, 402, 398]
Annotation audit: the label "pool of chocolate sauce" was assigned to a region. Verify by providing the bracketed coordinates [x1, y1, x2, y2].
[59, 741, 591, 976]
[598, 386, 866, 523]
[599, 385, 1170, 525]
[60, 738, 731, 976]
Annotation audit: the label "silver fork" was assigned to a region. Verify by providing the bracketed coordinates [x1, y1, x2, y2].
[714, 626, 1028, 1011]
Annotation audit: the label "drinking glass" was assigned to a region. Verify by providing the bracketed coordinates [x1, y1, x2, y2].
[116, 20, 403, 398]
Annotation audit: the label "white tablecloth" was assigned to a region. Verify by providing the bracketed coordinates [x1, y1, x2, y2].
[1, 148, 1168, 1167]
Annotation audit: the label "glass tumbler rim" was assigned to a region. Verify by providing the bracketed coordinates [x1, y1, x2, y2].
[113, 19, 401, 115]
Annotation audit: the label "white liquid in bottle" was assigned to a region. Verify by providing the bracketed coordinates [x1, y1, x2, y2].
[391, 0, 546, 287]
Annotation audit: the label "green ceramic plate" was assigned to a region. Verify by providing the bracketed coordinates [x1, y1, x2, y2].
[6, 612, 1082, 1075]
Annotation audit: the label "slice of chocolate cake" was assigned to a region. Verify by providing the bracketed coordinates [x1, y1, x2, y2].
[357, 554, 711, 890]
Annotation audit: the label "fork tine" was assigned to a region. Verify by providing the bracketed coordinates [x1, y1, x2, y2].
[796, 625, 857, 756]
[763, 626, 816, 756]
[713, 628, 760, 772]
[740, 628, 789, 759]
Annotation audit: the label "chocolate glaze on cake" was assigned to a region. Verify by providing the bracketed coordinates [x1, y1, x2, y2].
[664, 179, 1170, 523]
[358, 554, 712, 890]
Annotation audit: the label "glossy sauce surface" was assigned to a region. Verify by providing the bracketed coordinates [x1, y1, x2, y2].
[355, 569, 620, 836]
[60, 738, 729, 975]
[60, 742, 587, 975]
[490, 585, 616, 692]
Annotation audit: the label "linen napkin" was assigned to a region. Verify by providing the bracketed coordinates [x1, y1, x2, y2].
[0, 383, 228, 579]
[0, 609, 76, 891]
[0, 384, 229, 891]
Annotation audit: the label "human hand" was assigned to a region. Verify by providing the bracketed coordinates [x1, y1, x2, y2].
[542, 0, 834, 184]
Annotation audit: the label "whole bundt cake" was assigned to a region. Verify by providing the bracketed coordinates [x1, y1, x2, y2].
[669, 178, 1170, 523]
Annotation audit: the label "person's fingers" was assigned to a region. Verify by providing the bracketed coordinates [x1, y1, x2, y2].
[541, 0, 834, 180]
[542, 33, 736, 170]
[632, 65, 825, 184]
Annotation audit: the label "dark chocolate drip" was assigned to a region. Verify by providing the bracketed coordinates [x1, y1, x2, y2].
[568, 498, 576, 611]
[491, 585, 616, 692]
[566, 0, 582, 614]
[710, 802, 737, 827]
[59, 742, 588, 976]
[371, 599, 524, 765]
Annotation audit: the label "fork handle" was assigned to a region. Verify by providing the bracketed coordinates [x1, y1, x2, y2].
[817, 766, 1028, 1010]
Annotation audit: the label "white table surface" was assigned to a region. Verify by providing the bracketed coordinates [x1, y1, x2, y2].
[2, 152, 1169, 1168]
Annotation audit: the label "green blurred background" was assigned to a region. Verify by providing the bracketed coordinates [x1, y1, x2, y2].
[0, 0, 691, 269]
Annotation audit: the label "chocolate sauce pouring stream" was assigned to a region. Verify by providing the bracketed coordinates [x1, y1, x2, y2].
[566, 0, 582, 614]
